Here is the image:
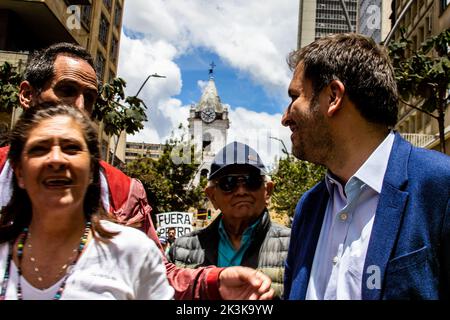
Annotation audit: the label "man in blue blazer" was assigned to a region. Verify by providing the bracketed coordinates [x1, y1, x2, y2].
[281, 33, 450, 299]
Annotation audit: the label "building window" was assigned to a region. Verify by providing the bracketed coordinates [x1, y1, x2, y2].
[443, 0, 450, 11]
[103, 0, 112, 12]
[126, 152, 139, 157]
[412, 35, 418, 50]
[109, 69, 116, 81]
[99, 14, 109, 47]
[418, 26, 424, 46]
[425, 16, 432, 36]
[96, 52, 106, 80]
[80, 5, 91, 30]
[114, 3, 122, 27]
[315, 0, 357, 37]
[111, 36, 118, 62]
[418, 0, 425, 11]
[411, 1, 417, 21]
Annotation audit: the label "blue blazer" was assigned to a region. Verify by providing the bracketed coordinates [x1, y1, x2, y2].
[284, 133, 450, 299]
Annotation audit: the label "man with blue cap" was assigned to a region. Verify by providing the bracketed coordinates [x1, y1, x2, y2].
[168, 142, 290, 298]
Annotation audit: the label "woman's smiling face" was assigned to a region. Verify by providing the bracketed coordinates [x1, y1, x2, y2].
[14, 115, 92, 212]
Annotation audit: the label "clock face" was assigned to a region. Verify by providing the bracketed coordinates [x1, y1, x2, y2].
[201, 108, 216, 123]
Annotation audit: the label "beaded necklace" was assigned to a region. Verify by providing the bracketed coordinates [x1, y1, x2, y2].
[0, 221, 91, 300]
[27, 231, 79, 283]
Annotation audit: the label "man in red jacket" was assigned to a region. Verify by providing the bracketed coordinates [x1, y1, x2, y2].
[0, 42, 273, 300]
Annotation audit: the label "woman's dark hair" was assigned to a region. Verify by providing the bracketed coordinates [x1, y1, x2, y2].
[0, 104, 117, 243]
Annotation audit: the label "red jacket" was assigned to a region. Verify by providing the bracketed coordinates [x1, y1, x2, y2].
[0, 146, 223, 299]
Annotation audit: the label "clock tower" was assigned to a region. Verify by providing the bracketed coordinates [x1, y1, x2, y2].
[188, 63, 230, 185]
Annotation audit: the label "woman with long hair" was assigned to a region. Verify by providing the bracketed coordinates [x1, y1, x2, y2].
[0, 104, 173, 300]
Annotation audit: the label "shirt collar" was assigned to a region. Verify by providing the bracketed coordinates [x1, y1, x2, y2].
[325, 131, 395, 195]
[353, 131, 395, 193]
[325, 171, 343, 195]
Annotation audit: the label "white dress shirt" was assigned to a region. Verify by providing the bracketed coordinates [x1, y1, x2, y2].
[306, 131, 395, 300]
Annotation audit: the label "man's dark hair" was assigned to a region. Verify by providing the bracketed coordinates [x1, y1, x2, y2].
[24, 42, 97, 91]
[287, 33, 398, 127]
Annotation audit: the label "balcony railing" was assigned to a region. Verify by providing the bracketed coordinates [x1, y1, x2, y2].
[400, 133, 435, 148]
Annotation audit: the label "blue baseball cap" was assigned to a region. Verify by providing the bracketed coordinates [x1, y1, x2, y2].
[159, 236, 168, 245]
[209, 141, 267, 180]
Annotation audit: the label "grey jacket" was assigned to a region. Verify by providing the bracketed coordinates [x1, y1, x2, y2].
[168, 209, 291, 298]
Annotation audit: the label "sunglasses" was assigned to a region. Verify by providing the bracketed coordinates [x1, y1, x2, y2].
[215, 174, 265, 193]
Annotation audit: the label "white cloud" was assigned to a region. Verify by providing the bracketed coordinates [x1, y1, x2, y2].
[227, 107, 292, 169]
[197, 80, 208, 92]
[118, 33, 185, 141]
[122, 0, 298, 98]
[119, 0, 298, 166]
[118, 34, 181, 101]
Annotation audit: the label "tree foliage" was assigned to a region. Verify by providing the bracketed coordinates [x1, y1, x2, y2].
[271, 156, 326, 222]
[93, 77, 147, 137]
[0, 62, 22, 146]
[388, 28, 450, 153]
[0, 62, 21, 115]
[124, 132, 206, 215]
[92, 77, 148, 164]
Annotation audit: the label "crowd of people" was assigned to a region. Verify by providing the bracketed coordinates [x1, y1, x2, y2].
[0, 32, 449, 300]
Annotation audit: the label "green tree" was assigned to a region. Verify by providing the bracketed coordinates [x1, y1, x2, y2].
[92, 77, 147, 165]
[124, 131, 206, 215]
[0, 61, 21, 115]
[0, 62, 22, 146]
[271, 156, 326, 222]
[388, 28, 450, 153]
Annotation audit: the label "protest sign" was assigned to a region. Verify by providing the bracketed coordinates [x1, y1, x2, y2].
[156, 211, 193, 238]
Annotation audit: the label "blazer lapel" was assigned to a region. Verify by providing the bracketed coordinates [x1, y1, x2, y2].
[290, 181, 329, 299]
[362, 133, 411, 300]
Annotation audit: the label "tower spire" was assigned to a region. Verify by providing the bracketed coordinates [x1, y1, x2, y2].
[208, 61, 216, 79]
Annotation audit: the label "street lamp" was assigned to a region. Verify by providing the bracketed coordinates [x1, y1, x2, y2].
[383, 0, 415, 45]
[135, 73, 166, 97]
[269, 136, 289, 156]
[338, 0, 353, 32]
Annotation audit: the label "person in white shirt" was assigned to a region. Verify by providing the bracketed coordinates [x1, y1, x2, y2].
[0, 103, 174, 300]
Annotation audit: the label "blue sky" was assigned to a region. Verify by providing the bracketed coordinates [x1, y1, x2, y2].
[174, 48, 284, 114]
[118, 0, 298, 166]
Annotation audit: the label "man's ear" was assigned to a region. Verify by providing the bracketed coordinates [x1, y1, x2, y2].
[19, 81, 36, 109]
[204, 185, 219, 210]
[326, 80, 345, 117]
[13, 165, 25, 189]
[265, 181, 274, 202]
